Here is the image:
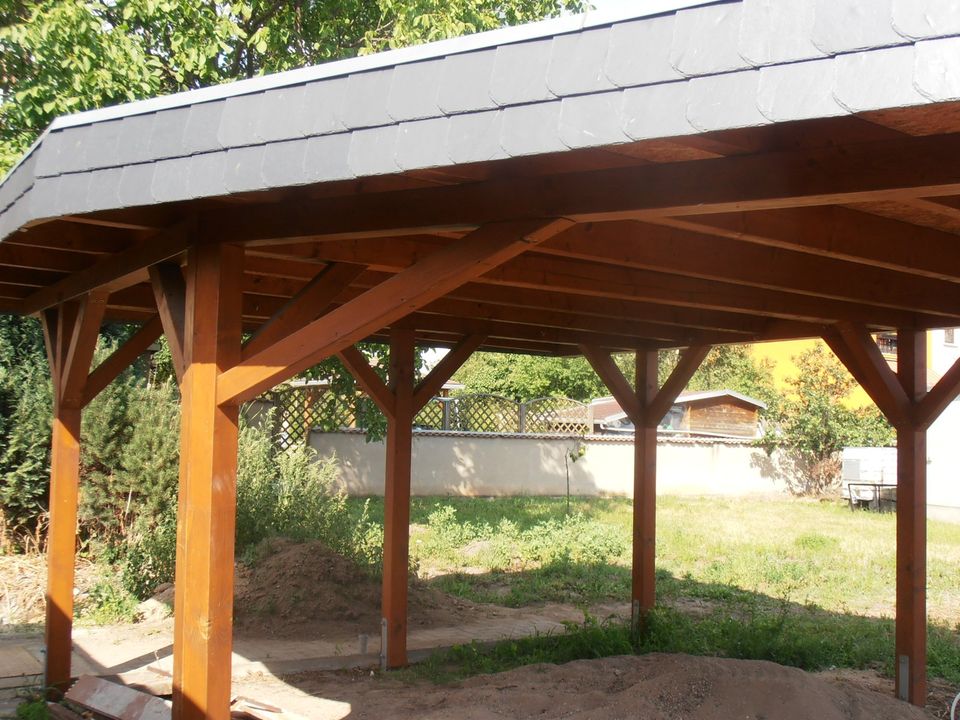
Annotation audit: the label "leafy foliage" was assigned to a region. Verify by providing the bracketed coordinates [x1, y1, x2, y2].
[454, 352, 610, 401]
[765, 344, 894, 494]
[0, 0, 582, 173]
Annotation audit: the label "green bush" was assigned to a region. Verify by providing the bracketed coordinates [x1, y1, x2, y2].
[122, 512, 178, 599]
[78, 575, 140, 624]
[15, 697, 48, 720]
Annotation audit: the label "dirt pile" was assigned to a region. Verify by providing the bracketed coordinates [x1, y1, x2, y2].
[233, 538, 486, 639]
[241, 653, 935, 720]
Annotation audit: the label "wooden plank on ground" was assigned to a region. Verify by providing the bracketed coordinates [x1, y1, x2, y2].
[65, 676, 171, 720]
[230, 697, 306, 720]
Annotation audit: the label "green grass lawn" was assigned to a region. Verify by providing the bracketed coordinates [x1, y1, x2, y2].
[352, 495, 960, 684]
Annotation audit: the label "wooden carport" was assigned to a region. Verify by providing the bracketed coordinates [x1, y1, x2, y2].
[2, 1, 960, 717]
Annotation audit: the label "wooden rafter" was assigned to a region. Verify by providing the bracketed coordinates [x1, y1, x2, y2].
[20, 221, 192, 316]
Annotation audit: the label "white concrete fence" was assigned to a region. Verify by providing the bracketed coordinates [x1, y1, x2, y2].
[309, 430, 788, 497]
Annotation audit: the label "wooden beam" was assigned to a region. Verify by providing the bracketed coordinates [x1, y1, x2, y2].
[382, 328, 415, 669]
[217, 219, 573, 405]
[914, 354, 960, 431]
[149, 262, 187, 383]
[539, 221, 960, 316]
[243, 263, 364, 360]
[834, 323, 912, 429]
[43, 405, 81, 693]
[82, 315, 164, 407]
[647, 345, 709, 423]
[202, 131, 960, 244]
[653, 207, 960, 283]
[336, 345, 395, 418]
[0, 243, 93, 273]
[895, 328, 927, 707]
[633, 350, 659, 629]
[19, 221, 191, 316]
[412, 334, 484, 413]
[579, 346, 642, 424]
[172, 242, 243, 720]
[59, 291, 108, 408]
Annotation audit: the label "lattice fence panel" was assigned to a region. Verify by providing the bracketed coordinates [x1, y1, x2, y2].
[448, 394, 520, 433]
[414, 398, 445, 429]
[523, 397, 590, 435]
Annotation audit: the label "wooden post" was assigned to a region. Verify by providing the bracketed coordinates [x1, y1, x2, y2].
[44, 405, 81, 692]
[382, 328, 415, 669]
[171, 242, 242, 720]
[41, 295, 106, 693]
[633, 350, 659, 629]
[896, 328, 926, 705]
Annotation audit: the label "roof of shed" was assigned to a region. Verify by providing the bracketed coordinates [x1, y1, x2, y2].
[3, 0, 960, 357]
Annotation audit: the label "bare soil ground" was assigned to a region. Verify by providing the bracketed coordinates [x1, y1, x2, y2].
[233, 538, 503, 639]
[235, 654, 938, 720]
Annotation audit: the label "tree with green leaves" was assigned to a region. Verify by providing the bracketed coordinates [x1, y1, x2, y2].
[454, 352, 610, 401]
[764, 343, 894, 495]
[0, 0, 582, 172]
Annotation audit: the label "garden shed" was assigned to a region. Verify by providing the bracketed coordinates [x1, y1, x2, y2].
[2, 0, 960, 717]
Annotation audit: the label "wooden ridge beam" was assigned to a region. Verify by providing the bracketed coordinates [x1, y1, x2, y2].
[412, 334, 485, 413]
[336, 345, 395, 418]
[20, 220, 192, 316]
[202, 131, 960, 244]
[150, 263, 188, 383]
[216, 219, 573, 405]
[82, 315, 164, 407]
[244, 263, 365, 360]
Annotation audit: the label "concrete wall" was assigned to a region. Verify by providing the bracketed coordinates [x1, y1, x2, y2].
[308, 431, 787, 497]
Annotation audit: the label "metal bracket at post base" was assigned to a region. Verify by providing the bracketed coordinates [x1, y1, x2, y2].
[380, 618, 388, 672]
[898, 655, 910, 702]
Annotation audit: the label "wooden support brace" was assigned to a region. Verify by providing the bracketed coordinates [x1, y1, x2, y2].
[412, 334, 485, 413]
[82, 315, 164, 407]
[578, 346, 642, 424]
[150, 263, 187, 383]
[828, 324, 912, 428]
[336, 345, 395, 418]
[647, 346, 710, 423]
[244, 263, 365, 360]
[914, 353, 960, 430]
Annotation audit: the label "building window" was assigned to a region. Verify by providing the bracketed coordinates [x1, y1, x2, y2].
[876, 332, 898, 357]
[946, 328, 956, 346]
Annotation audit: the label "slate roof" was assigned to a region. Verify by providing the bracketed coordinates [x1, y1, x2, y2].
[2, 0, 960, 243]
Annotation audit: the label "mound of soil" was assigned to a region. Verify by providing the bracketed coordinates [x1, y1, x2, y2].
[240, 653, 934, 720]
[233, 538, 487, 639]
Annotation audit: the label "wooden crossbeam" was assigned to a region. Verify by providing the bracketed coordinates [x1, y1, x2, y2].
[647, 346, 710, 423]
[203, 132, 960, 245]
[216, 219, 573, 404]
[336, 345, 395, 418]
[412, 334, 485, 413]
[20, 221, 192, 316]
[150, 263, 187, 383]
[244, 263, 364, 360]
[82, 315, 164, 407]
